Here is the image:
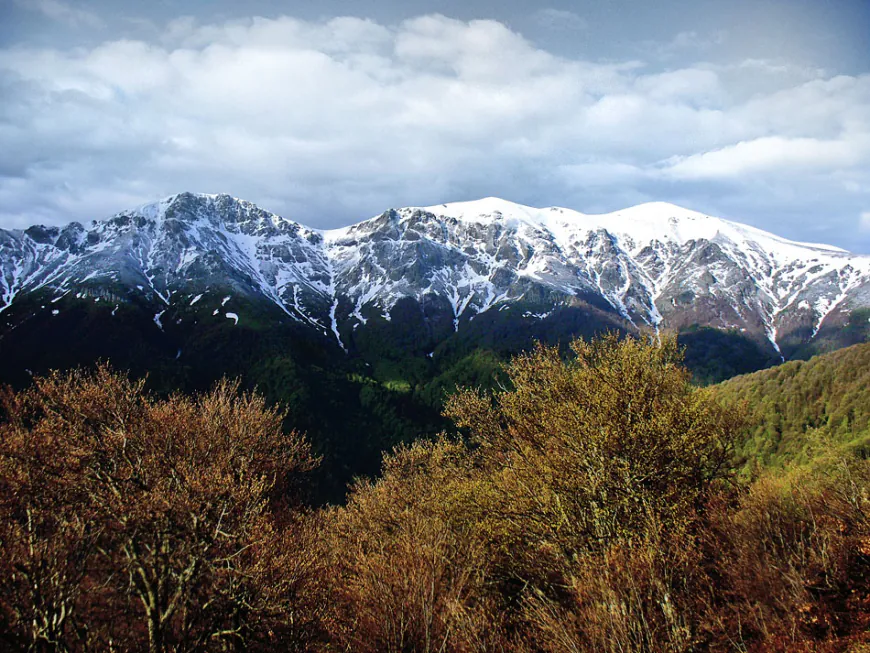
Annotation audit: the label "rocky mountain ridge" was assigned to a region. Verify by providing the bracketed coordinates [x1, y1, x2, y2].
[2, 192, 869, 360]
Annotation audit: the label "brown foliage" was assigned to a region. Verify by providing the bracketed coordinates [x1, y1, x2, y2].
[323, 437, 507, 652]
[520, 513, 711, 653]
[320, 334, 870, 653]
[705, 453, 870, 651]
[0, 365, 322, 652]
[444, 333, 741, 587]
[4, 337, 870, 653]
[321, 334, 746, 651]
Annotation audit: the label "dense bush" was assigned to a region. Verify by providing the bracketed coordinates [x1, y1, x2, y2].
[319, 335, 870, 652]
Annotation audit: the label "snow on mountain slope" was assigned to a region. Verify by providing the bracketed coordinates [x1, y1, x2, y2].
[325, 198, 870, 351]
[2, 192, 869, 356]
[1, 193, 334, 331]
[460, 200, 866, 340]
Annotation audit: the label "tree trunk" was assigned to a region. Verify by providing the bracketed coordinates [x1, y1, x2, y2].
[147, 608, 162, 653]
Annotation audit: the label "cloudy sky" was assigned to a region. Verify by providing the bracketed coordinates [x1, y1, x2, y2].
[2, 0, 869, 251]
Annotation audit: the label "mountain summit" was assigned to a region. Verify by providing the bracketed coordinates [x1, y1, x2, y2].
[2, 192, 869, 369]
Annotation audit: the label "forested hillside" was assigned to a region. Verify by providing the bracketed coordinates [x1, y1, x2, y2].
[712, 341, 870, 471]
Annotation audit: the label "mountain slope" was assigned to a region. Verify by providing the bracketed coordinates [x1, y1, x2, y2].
[330, 197, 869, 357]
[711, 341, 870, 470]
[2, 192, 869, 377]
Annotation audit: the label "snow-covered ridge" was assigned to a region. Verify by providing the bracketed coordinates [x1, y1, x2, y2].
[2, 192, 869, 355]
[414, 198, 849, 256]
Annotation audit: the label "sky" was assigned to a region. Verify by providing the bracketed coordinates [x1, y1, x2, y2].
[1, 0, 869, 252]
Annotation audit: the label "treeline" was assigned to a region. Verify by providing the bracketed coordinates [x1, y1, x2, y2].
[2, 335, 869, 651]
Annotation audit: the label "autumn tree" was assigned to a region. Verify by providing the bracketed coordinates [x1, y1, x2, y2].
[437, 333, 743, 651]
[325, 333, 745, 650]
[445, 333, 740, 555]
[325, 437, 502, 653]
[0, 381, 99, 652]
[0, 365, 320, 653]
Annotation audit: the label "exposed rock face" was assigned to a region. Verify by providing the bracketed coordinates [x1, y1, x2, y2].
[2, 192, 869, 359]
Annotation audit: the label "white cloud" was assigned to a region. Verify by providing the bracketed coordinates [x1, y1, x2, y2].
[634, 68, 723, 104]
[642, 30, 728, 60]
[0, 14, 868, 250]
[861, 212, 870, 232]
[534, 9, 588, 32]
[664, 135, 869, 180]
[14, 0, 104, 29]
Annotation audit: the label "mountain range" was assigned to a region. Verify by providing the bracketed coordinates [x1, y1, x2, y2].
[2, 192, 869, 367]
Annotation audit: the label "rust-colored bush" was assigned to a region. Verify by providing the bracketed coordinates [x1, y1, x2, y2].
[322, 437, 511, 652]
[706, 454, 870, 651]
[521, 513, 712, 653]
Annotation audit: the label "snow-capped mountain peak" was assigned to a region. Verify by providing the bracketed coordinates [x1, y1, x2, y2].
[2, 192, 869, 359]
[419, 198, 848, 258]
